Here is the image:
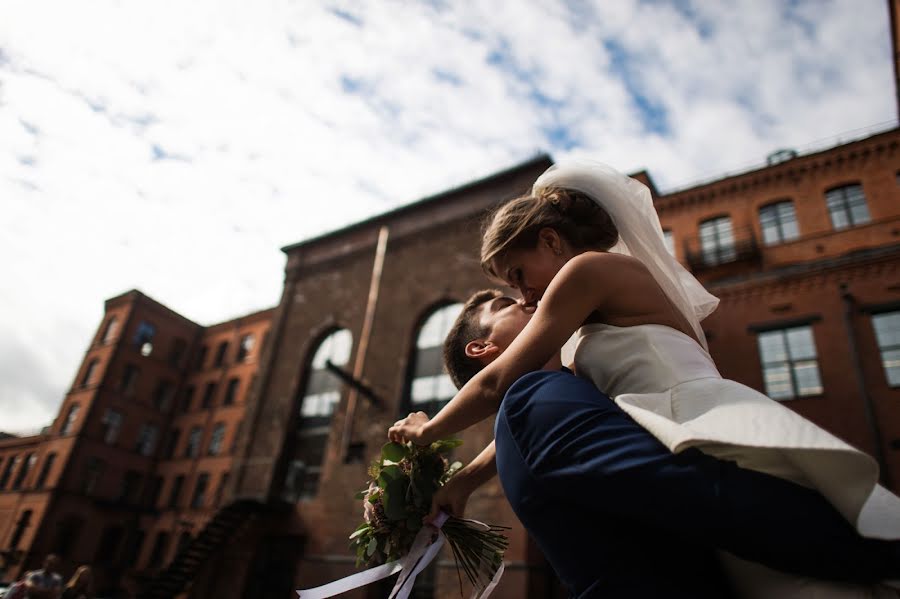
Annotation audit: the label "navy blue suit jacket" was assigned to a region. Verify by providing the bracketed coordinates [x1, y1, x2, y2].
[494, 370, 897, 598]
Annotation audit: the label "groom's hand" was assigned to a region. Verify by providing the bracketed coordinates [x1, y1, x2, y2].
[388, 411, 431, 445]
[426, 474, 475, 523]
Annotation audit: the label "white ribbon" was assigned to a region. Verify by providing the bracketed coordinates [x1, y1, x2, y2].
[296, 512, 503, 599]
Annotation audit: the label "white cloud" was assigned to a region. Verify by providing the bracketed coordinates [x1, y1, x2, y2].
[0, 0, 894, 432]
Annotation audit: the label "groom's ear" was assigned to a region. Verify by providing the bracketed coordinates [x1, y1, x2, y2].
[465, 339, 499, 363]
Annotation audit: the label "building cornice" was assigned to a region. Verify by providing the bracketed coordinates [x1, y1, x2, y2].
[657, 128, 900, 212]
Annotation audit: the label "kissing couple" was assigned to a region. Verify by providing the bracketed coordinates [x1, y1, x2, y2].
[390, 161, 900, 598]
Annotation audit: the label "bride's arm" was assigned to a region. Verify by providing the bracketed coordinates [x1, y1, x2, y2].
[389, 253, 614, 444]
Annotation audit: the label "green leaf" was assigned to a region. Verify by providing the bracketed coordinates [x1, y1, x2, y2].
[383, 478, 409, 521]
[431, 438, 463, 453]
[354, 489, 367, 500]
[366, 537, 378, 557]
[349, 525, 369, 540]
[381, 442, 409, 463]
[377, 465, 403, 487]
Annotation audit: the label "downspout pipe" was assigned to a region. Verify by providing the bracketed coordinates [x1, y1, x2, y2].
[840, 283, 891, 488]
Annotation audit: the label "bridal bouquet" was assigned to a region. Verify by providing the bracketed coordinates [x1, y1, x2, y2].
[349, 439, 509, 590]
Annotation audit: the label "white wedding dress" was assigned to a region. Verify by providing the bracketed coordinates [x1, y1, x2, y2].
[573, 322, 900, 598]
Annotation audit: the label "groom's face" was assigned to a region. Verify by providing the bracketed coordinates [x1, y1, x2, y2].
[475, 295, 534, 356]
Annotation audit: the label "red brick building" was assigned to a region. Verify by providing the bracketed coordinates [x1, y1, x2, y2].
[3, 3, 900, 597]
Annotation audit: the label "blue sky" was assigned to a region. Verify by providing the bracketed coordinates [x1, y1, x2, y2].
[0, 0, 895, 431]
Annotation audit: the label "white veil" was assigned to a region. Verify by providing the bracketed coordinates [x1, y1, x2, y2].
[533, 160, 719, 351]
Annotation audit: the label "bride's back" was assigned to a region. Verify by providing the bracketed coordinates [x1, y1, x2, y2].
[582, 252, 704, 347]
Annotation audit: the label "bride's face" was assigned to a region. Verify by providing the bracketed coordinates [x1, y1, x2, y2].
[491, 229, 570, 306]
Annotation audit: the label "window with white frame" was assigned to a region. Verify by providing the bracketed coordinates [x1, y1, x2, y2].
[758, 201, 799, 245]
[408, 304, 463, 418]
[826, 184, 870, 230]
[872, 311, 900, 387]
[699, 216, 736, 265]
[756, 325, 823, 400]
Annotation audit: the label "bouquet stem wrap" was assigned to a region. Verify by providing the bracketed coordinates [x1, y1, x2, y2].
[296, 512, 504, 599]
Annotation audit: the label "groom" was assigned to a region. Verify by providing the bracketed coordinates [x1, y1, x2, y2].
[433, 289, 899, 598]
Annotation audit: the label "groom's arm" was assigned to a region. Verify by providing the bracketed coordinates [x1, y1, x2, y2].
[427, 441, 497, 521]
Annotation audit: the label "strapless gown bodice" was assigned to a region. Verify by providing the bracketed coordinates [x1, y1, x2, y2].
[574, 322, 721, 396]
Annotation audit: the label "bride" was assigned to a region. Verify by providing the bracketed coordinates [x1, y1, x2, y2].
[389, 160, 900, 597]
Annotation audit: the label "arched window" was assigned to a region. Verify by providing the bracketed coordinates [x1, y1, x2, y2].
[285, 328, 353, 501]
[407, 304, 463, 418]
[299, 329, 353, 426]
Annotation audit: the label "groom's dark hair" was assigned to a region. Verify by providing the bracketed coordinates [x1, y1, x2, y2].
[442, 289, 503, 389]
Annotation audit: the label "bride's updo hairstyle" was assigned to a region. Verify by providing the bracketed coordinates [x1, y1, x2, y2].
[481, 187, 619, 279]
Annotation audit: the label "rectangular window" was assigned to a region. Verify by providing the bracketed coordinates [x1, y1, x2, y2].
[168, 338, 187, 368]
[223, 378, 239, 406]
[699, 216, 736, 265]
[122, 529, 145, 567]
[214, 471, 230, 506]
[152, 381, 174, 412]
[208, 423, 226, 456]
[117, 470, 142, 503]
[81, 359, 99, 387]
[190, 473, 209, 509]
[148, 531, 171, 567]
[145, 475, 163, 508]
[0, 455, 17, 489]
[12, 454, 36, 490]
[201, 382, 217, 409]
[186, 427, 203, 458]
[826, 184, 870, 229]
[163, 428, 181, 459]
[135, 424, 159, 457]
[83, 457, 106, 495]
[101, 316, 119, 344]
[194, 345, 208, 371]
[872, 311, 900, 387]
[61, 404, 80, 435]
[759, 201, 799, 245]
[231, 420, 242, 454]
[168, 475, 185, 509]
[236, 335, 255, 362]
[181, 385, 195, 413]
[102, 409, 123, 445]
[34, 453, 56, 489]
[757, 325, 823, 400]
[120, 364, 140, 396]
[214, 342, 229, 367]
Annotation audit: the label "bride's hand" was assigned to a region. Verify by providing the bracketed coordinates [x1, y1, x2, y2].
[388, 411, 431, 445]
